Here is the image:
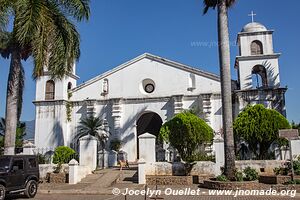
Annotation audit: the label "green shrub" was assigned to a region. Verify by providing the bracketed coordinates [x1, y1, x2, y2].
[52, 146, 76, 165]
[216, 175, 228, 182]
[186, 152, 215, 162]
[243, 167, 259, 181]
[293, 161, 300, 175]
[235, 170, 244, 182]
[37, 153, 47, 164]
[233, 104, 291, 160]
[109, 139, 122, 152]
[159, 111, 213, 161]
[285, 179, 300, 185]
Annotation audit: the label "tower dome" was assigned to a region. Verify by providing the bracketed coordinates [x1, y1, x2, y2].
[242, 22, 267, 32]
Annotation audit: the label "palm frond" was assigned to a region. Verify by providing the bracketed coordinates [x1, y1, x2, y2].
[14, 0, 43, 47]
[78, 116, 104, 137]
[0, 0, 13, 31]
[30, 1, 81, 79]
[0, 31, 12, 58]
[53, 0, 90, 21]
[203, 0, 236, 14]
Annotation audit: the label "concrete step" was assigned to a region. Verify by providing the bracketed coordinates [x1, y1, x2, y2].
[79, 173, 103, 184]
[84, 170, 121, 191]
[118, 169, 138, 184]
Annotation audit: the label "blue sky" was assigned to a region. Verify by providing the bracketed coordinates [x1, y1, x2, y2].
[0, 0, 299, 122]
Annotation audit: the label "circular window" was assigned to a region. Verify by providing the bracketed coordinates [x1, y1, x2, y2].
[140, 78, 156, 94]
[145, 83, 155, 93]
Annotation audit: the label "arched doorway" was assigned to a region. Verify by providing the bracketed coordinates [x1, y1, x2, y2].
[136, 112, 163, 159]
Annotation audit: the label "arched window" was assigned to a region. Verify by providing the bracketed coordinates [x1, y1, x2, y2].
[252, 65, 268, 89]
[67, 82, 72, 90]
[45, 80, 55, 100]
[251, 40, 263, 55]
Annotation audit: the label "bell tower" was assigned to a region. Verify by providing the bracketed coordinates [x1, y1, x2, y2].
[34, 63, 79, 149]
[234, 19, 287, 116]
[35, 64, 79, 101]
[235, 21, 281, 90]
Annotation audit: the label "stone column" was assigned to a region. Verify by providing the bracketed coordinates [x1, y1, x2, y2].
[138, 158, 147, 184]
[69, 159, 79, 184]
[173, 95, 184, 114]
[111, 98, 123, 138]
[79, 135, 98, 171]
[291, 139, 300, 159]
[85, 100, 96, 117]
[213, 134, 224, 175]
[98, 149, 109, 169]
[138, 133, 156, 163]
[23, 142, 35, 155]
[201, 94, 212, 125]
[108, 150, 118, 167]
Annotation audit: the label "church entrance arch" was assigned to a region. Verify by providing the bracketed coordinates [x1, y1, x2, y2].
[136, 112, 163, 159]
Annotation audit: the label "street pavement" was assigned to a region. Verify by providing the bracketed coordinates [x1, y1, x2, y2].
[6, 193, 300, 200]
[14, 167, 298, 200]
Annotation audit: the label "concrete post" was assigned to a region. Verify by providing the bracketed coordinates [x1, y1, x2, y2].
[108, 150, 117, 167]
[291, 139, 300, 159]
[69, 159, 79, 184]
[213, 134, 224, 175]
[79, 135, 98, 171]
[22, 143, 35, 155]
[138, 133, 156, 163]
[98, 149, 109, 169]
[138, 158, 146, 184]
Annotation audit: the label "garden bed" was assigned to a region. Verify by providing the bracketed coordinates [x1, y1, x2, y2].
[203, 179, 260, 190]
[259, 175, 300, 184]
[46, 172, 69, 183]
[146, 175, 193, 185]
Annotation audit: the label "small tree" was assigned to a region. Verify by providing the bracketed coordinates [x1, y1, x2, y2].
[159, 111, 213, 161]
[52, 146, 76, 172]
[233, 104, 291, 159]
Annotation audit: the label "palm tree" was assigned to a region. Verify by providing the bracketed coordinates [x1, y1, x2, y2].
[77, 116, 110, 150]
[0, 0, 90, 155]
[203, 0, 236, 179]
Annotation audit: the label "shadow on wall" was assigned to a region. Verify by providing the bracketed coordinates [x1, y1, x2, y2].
[161, 98, 174, 121]
[244, 61, 279, 89]
[49, 121, 64, 147]
[264, 61, 279, 88]
[118, 107, 147, 154]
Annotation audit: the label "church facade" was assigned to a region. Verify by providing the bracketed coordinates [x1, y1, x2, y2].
[34, 22, 286, 162]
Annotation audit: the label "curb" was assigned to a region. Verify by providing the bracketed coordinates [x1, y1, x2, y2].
[38, 189, 113, 195]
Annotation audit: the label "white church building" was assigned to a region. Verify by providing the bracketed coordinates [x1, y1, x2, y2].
[34, 22, 286, 162]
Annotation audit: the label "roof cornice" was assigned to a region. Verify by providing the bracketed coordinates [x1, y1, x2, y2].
[71, 53, 220, 92]
[236, 53, 281, 62]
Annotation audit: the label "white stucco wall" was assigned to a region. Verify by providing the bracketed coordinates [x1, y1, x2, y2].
[239, 32, 274, 56]
[34, 54, 224, 162]
[238, 57, 281, 90]
[70, 57, 221, 101]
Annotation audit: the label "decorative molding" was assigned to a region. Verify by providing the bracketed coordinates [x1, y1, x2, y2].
[173, 95, 184, 114]
[235, 53, 281, 62]
[201, 93, 212, 124]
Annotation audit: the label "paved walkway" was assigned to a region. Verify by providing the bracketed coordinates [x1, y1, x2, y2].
[39, 168, 123, 194]
[38, 166, 300, 199]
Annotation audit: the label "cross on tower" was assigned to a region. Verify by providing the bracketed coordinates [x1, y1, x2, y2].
[248, 11, 256, 23]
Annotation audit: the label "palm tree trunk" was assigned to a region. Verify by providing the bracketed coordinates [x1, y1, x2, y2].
[4, 49, 22, 155]
[217, 0, 236, 179]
